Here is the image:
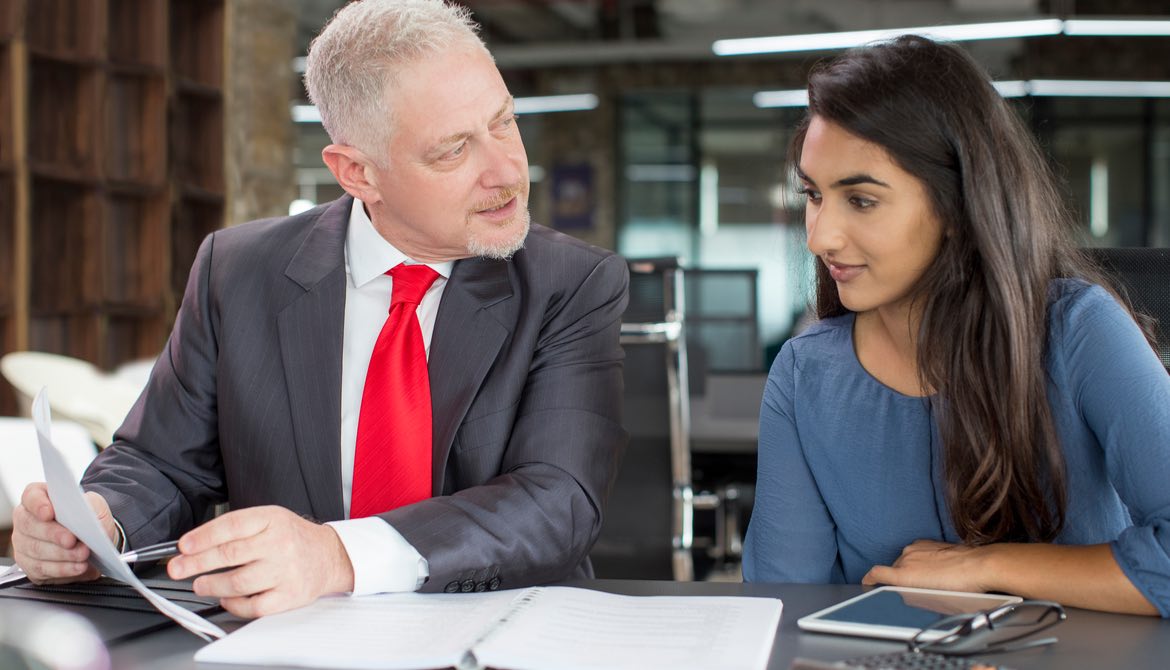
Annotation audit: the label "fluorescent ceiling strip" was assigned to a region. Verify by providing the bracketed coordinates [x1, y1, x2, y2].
[292, 94, 600, 124]
[991, 80, 1029, 97]
[1063, 19, 1170, 36]
[752, 89, 809, 108]
[713, 19, 1062, 55]
[513, 94, 599, 114]
[1028, 79, 1170, 97]
[291, 104, 321, 123]
[755, 79, 1170, 107]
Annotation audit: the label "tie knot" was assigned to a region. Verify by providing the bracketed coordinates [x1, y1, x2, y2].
[387, 263, 440, 306]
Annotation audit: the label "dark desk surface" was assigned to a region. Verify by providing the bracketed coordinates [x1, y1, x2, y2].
[105, 579, 1170, 669]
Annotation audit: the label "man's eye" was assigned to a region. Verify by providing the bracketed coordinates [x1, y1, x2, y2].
[443, 143, 466, 159]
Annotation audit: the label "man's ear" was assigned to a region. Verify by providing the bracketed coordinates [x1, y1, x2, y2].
[322, 144, 382, 203]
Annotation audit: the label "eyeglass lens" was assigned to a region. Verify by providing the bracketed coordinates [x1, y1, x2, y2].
[912, 602, 1065, 656]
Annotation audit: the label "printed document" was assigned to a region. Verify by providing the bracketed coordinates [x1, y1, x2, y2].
[30, 388, 225, 640]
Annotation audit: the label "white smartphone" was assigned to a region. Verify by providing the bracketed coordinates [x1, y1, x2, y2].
[797, 585, 1023, 641]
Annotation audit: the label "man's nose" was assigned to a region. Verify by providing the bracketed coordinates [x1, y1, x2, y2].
[479, 137, 527, 189]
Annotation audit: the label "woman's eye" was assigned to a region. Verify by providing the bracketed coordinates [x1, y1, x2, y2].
[849, 195, 877, 210]
[796, 186, 822, 203]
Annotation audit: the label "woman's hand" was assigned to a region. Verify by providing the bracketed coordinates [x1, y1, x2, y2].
[863, 539, 995, 593]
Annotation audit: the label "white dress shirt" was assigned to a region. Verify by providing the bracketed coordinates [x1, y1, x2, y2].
[324, 199, 454, 595]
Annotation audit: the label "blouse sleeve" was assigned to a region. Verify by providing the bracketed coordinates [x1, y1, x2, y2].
[1060, 284, 1170, 616]
[743, 339, 843, 583]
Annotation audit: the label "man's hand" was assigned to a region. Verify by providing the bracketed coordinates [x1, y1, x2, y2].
[167, 506, 355, 618]
[12, 483, 118, 584]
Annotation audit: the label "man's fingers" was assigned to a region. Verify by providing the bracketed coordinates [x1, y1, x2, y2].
[177, 507, 271, 555]
[12, 532, 90, 564]
[12, 506, 86, 555]
[19, 483, 54, 522]
[191, 561, 277, 600]
[20, 558, 93, 582]
[219, 589, 289, 620]
[170, 534, 261, 580]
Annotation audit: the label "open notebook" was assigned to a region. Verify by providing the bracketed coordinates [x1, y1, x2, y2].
[195, 585, 783, 670]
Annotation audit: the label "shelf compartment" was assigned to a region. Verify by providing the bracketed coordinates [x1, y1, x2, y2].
[0, 314, 16, 416]
[171, 196, 223, 299]
[0, 45, 12, 170]
[0, 1, 23, 42]
[103, 313, 166, 368]
[27, 58, 101, 179]
[28, 313, 101, 363]
[0, 175, 13, 312]
[26, 0, 107, 62]
[104, 191, 166, 305]
[29, 179, 102, 312]
[105, 72, 166, 183]
[171, 92, 224, 193]
[171, 0, 223, 88]
[108, 0, 166, 68]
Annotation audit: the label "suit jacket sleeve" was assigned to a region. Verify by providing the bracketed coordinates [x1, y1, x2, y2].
[81, 232, 226, 546]
[383, 251, 629, 592]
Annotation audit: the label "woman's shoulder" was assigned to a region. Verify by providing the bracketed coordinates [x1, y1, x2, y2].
[1047, 278, 1126, 328]
[773, 312, 855, 375]
[787, 312, 854, 352]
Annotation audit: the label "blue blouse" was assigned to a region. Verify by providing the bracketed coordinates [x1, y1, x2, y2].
[743, 280, 1170, 616]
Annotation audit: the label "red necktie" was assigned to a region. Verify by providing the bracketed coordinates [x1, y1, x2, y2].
[351, 263, 441, 518]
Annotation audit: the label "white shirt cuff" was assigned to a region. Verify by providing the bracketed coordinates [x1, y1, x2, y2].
[326, 517, 429, 595]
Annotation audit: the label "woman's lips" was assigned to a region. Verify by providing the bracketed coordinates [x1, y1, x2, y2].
[826, 260, 865, 282]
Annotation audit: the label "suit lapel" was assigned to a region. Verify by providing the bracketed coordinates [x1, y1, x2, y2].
[277, 197, 350, 521]
[428, 256, 514, 494]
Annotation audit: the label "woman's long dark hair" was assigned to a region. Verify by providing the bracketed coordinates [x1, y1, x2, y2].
[793, 36, 1152, 544]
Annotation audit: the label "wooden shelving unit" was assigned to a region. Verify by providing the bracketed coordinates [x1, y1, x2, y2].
[0, 0, 226, 416]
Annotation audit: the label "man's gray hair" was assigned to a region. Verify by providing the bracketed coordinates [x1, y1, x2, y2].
[304, 0, 488, 163]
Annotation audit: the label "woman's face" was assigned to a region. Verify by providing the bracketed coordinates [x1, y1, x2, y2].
[798, 115, 944, 317]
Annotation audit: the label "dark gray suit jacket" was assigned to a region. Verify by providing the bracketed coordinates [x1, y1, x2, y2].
[82, 196, 629, 592]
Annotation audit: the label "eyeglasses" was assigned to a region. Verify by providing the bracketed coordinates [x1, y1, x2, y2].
[908, 600, 1066, 656]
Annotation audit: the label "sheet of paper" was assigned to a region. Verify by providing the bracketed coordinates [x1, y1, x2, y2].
[32, 388, 225, 641]
[0, 563, 26, 586]
[473, 586, 783, 670]
[195, 591, 518, 668]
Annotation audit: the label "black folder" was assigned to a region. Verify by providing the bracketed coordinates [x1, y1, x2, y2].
[0, 573, 222, 644]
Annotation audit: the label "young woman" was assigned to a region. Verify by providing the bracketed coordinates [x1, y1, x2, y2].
[742, 35, 1170, 616]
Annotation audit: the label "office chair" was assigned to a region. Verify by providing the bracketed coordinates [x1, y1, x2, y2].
[591, 257, 697, 580]
[1086, 247, 1170, 372]
[0, 351, 144, 447]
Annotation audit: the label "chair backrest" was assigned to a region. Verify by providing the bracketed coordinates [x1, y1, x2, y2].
[591, 257, 694, 581]
[0, 351, 144, 447]
[0, 417, 97, 529]
[1086, 247, 1170, 371]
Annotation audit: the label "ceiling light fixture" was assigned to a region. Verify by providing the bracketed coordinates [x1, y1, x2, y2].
[714, 19, 1062, 56]
[715, 18, 1170, 57]
[754, 79, 1170, 107]
[513, 94, 600, 114]
[292, 94, 600, 124]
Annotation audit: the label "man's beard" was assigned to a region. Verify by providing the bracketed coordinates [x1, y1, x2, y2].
[467, 206, 531, 260]
[466, 183, 531, 260]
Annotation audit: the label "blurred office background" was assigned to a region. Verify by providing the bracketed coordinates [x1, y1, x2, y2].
[1, 0, 1168, 577]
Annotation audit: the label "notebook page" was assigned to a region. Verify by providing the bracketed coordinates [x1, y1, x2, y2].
[473, 586, 783, 670]
[195, 590, 520, 669]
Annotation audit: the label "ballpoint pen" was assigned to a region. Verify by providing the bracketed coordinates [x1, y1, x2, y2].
[120, 540, 182, 564]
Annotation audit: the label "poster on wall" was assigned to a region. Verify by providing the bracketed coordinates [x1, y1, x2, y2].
[550, 163, 595, 231]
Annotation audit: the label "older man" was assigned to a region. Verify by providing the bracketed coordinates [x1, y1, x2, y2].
[13, 0, 627, 618]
